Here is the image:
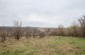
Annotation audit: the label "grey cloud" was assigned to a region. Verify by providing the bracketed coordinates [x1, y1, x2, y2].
[0, 0, 85, 27]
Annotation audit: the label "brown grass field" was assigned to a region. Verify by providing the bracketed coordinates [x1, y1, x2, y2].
[0, 36, 85, 55]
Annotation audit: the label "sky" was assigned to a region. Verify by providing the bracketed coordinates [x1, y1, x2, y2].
[0, 0, 85, 28]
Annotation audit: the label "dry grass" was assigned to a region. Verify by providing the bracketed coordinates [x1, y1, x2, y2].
[0, 36, 85, 55]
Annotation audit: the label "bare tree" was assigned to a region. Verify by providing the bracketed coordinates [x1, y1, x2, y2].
[70, 22, 79, 37]
[13, 21, 22, 40]
[66, 27, 72, 36]
[0, 26, 6, 42]
[78, 16, 85, 37]
[57, 25, 65, 36]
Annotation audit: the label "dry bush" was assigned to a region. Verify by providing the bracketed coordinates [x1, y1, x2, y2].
[39, 31, 45, 38]
[25, 28, 31, 38]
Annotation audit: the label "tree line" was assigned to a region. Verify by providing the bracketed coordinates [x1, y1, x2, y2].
[0, 16, 85, 42]
[50, 16, 85, 37]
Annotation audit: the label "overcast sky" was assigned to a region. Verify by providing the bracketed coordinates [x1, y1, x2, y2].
[0, 0, 85, 27]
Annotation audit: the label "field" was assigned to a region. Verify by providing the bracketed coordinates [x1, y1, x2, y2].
[0, 36, 85, 55]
